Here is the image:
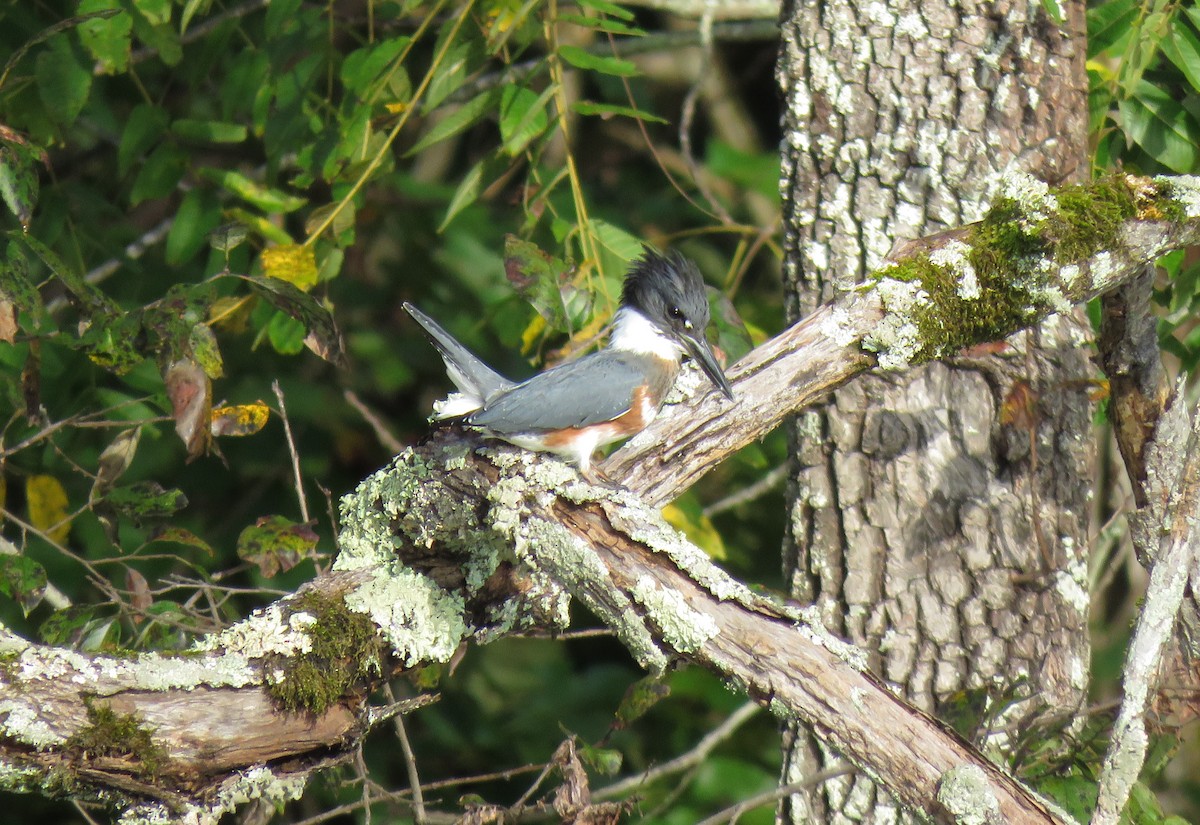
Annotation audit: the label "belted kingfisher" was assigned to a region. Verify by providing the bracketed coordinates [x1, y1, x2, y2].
[404, 249, 734, 477]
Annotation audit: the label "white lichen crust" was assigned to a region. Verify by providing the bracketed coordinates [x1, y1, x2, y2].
[936, 764, 1002, 825]
[863, 274, 929, 370]
[630, 576, 719, 654]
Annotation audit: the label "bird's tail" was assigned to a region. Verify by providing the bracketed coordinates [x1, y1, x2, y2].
[403, 303, 515, 417]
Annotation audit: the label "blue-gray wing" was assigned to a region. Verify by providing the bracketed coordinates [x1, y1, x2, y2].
[469, 351, 649, 434]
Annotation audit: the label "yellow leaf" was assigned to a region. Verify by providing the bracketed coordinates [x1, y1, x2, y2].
[520, 313, 547, 355]
[26, 474, 71, 544]
[261, 244, 318, 291]
[210, 402, 271, 437]
[385, 101, 408, 114]
[661, 502, 726, 561]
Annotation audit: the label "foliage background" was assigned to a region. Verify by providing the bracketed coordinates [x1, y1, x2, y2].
[0, 0, 1198, 821]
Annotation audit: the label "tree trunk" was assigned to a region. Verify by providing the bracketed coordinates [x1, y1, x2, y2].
[775, 0, 1093, 819]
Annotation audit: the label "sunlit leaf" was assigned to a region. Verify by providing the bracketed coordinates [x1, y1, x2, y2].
[571, 101, 666, 123]
[200, 168, 306, 213]
[26, 474, 71, 544]
[210, 402, 270, 437]
[261, 243, 319, 290]
[12, 231, 115, 314]
[1118, 81, 1200, 172]
[557, 44, 638, 77]
[1087, 0, 1137, 57]
[499, 85, 551, 156]
[407, 89, 500, 156]
[1162, 21, 1200, 92]
[662, 497, 726, 560]
[504, 235, 589, 333]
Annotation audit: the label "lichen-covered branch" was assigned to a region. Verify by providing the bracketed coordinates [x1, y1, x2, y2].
[607, 173, 1200, 502]
[3, 173, 1200, 822]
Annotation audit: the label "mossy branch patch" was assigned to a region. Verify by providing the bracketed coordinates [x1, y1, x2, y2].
[267, 590, 386, 716]
[862, 174, 1164, 369]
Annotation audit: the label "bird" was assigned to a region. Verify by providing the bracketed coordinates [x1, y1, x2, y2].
[403, 249, 734, 478]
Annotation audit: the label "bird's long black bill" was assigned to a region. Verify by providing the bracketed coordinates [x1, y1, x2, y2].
[683, 335, 734, 400]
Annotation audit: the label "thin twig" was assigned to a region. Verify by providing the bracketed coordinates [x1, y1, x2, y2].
[385, 683, 427, 824]
[694, 767, 852, 825]
[702, 462, 789, 517]
[345, 389, 404, 454]
[594, 701, 761, 800]
[272, 379, 310, 523]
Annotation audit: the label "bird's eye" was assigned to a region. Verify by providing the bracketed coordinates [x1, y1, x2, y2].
[669, 306, 684, 319]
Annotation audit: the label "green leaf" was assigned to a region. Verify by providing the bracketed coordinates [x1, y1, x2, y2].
[80, 310, 144, 373]
[242, 274, 346, 365]
[77, 0, 131, 74]
[407, 89, 500, 156]
[439, 158, 485, 231]
[199, 168, 307, 213]
[0, 137, 44, 229]
[0, 243, 43, 326]
[341, 38, 410, 100]
[236, 515, 318, 577]
[571, 100, 666, 123]
[166, 187, 222, 266]
[12, 231, 116, 315]
[130, 143, 187, 205]
[104, 482, 189, 520]
[180, 0, 213, 34]
[1040, 0, 1063, 24]
[1087, 0, 1137, 56]
[503, 235, 589, 333]
[499, 85, 551, 156]
[557, 44, 638, 77]
[119, 104, 170, 177]
[591, 219, 644, 262]
[615, 675, 670, 726]
[36, 35, 92, 128]
[1162, 20, 1200, 92]
[171, 119, 249, 144]
[41, 605, 117, 649]
[424, 19, 478, 109]
[1119, 81, 1200, 172]
[575, 0, 635, 21]
[267, 310, 306, 354]
[706, 140, 782, 200]
[125, 3, 182, 66]
[558, 13, 645, 36]
[0, 555, 47, 616]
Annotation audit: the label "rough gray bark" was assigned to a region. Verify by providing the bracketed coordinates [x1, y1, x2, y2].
[775, 0, 1093, 819]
